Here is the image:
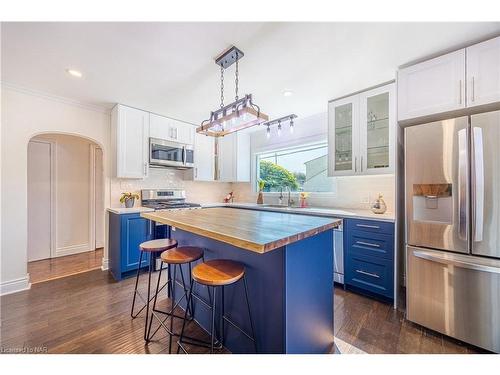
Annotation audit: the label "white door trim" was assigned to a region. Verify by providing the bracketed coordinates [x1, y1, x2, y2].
[28, 139, 57, 259]
[89, 143, 97, 251]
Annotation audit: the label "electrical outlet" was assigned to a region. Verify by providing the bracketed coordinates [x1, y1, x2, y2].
[361, 195, 370, 204]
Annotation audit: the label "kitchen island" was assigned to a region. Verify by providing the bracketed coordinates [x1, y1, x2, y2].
[142, 207, 340, 354]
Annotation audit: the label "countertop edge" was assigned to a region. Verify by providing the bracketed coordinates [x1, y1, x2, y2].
[141, 209, 340, 253]
[200, 203, 395, 222]
[107, 207, 155, 215]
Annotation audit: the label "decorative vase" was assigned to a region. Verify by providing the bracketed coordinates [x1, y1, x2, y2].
[257, 191, 264, 204]
[124, 197, 135, 208]
[371, 193, 387, 214]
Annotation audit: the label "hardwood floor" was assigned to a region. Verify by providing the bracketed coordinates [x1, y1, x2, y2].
[0, 269, 486, 354]
[334, 287, 485, 354]
[28, 248, 104, 284]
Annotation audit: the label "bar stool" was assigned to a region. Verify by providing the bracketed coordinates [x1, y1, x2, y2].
[177, 259, 258, 354]
[146, 246, 204, 353]
[130, 238, 178, 341]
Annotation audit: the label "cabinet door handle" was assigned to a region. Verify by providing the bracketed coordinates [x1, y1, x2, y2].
[195, 167, 198, 178]
[361, 156, 364, 172]
[459, 79, 463, 105]
[472, 76, 475, 102]
[356, 240, 380, 248]
[356, 224, 380, 229]
[356, 269, 380, 278]
[354, 157, 357, 172]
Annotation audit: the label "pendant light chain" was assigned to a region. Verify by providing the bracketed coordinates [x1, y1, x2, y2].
[220, 64, 225, 108]
[235, 52, 239, 101]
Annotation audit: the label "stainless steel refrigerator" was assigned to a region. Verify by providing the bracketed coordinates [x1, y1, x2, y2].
[405, 110, 500, 353]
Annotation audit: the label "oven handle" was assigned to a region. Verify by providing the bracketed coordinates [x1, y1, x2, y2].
[182, 146, 187, 166]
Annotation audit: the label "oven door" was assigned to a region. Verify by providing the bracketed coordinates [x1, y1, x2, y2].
[150, 138, 185, 168]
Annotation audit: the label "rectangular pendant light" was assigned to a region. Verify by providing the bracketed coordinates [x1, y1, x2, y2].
[197, 94, 269, 137]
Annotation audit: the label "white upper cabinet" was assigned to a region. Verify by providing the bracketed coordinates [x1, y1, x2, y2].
[328, 95, 359, 176]
[329, 82, 395, 177]
[112, 104, 150, 179]
[193, 132, 215, 181]
[150, 113, 194, 145]
[217, 132, 251, 182]
[466, 36, 500, 107]
[359, 84, 396, 175]
[398, 49, 466, 121]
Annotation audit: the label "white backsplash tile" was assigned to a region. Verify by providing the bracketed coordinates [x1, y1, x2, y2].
[110, 168, 233, 208]
[231, 175, 395, 213]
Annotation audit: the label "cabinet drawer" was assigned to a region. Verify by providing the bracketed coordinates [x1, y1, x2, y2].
[345, 253, 394, 299]
[347, 218, 394, 235]
[347, 230, 394, 260]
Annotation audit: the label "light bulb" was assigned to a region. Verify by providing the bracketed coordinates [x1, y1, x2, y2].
[266, 126, 271, 139]
[277, 123, 282, 137]
[289, 119, 294, 134]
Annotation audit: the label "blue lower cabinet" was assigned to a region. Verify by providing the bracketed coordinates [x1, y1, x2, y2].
[344, 218, 395, 300]
[109, 212, 162, 281]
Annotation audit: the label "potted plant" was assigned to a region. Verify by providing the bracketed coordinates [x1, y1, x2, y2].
[257, 180, 265, 204]
[120, 192, 140, 208]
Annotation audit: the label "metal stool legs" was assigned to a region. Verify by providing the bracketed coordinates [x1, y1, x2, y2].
[177, 275, 257, 354]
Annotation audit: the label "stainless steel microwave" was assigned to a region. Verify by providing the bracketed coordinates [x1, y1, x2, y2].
[149, 138, 194, 169]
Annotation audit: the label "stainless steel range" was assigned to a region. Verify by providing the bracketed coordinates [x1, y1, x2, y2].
[141, 189, 201, 211]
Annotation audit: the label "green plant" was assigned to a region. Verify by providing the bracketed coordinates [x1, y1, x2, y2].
[259, 160, 299, 192]
[258, 179, 265, 192]
[119, 192, 140, 203]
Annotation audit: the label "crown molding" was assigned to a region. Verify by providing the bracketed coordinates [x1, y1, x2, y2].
[1, 81, 112, 115]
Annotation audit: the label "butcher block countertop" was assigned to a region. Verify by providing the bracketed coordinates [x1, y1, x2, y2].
[142, 207, 341, 253]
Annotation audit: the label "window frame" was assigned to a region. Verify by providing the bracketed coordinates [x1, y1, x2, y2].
[252, 139, 337, 197]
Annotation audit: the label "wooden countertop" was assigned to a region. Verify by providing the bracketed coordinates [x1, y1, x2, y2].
[142, 207, 340, 253]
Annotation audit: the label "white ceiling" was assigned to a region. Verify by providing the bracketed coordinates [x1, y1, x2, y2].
[2, 22, 500, 124]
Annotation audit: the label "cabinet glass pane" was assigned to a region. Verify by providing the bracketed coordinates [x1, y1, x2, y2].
[366, 92, 389, 169]
[335, 103, 353, 171]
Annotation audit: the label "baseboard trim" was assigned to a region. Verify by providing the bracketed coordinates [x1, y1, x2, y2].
[56, 243, 90, 257]
[101, 258, 109, 271]
[0, 275, 31, 296]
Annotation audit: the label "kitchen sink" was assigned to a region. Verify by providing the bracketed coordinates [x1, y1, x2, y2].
[261, 204, 306, 209]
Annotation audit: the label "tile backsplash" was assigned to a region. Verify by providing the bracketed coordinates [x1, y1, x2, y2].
[110, 168, 233, 207]
[110, 168, 395, 213]
[231, 175, 395, 212]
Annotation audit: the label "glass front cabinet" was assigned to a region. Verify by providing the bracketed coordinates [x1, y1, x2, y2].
[328, 82, 395, 176]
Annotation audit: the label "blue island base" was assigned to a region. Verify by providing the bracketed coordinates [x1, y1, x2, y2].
[170, 228, 334, 354]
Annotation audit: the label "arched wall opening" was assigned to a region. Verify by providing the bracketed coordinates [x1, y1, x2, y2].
[27, 133, 105, 282]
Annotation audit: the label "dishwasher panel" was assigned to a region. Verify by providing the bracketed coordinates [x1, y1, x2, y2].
[333, 221, 344, 284]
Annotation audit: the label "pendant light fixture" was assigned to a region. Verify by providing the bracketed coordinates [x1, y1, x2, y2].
[262, 114, 297, 140]
[197, 46, 269, 137]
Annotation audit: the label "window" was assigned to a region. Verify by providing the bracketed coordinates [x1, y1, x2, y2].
[256, 142, 336, 193]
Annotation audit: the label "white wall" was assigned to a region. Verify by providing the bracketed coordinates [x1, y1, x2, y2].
[232, 112, 396, 212]
[0, 85, 111, 295]
[33, 134, 103, 257]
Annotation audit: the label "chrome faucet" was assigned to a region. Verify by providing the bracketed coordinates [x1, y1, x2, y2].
[279, 187, 284, 205]
[286, 186, 295, 207]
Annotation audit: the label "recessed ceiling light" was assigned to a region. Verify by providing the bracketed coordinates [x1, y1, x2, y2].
[283, 90, 293, 97]
[66, 69, 83, 78]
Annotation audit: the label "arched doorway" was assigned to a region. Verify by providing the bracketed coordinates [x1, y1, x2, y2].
[27, 133, 105, 283]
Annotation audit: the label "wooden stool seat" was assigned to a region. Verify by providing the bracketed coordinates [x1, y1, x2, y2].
[160, 246, 204, 265]
[192, 259, 245, 286]
[139, 238, 178, 252]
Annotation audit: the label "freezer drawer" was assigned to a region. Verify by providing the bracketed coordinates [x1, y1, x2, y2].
[407, 246, 500, 353]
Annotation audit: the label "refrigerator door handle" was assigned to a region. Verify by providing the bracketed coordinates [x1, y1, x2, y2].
[413, 250, 500, 274]
[472, 127, 484, 242]
[457, 128, 468, 241]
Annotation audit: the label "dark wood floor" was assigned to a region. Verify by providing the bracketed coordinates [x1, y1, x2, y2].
[333, 287, 484, 354]
[28, 248, 104, 284]
[0, 269, 485, 354]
